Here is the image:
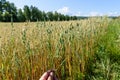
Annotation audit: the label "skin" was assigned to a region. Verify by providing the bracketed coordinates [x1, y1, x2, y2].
[39, 70, 58, 80]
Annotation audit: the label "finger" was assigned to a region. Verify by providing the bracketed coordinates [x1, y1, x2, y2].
[47, 75, 53, 80]
[39, 70, 57, 80]
[48, 72, 54, 80]
[49, 70, 58, 80]
[39, 72, 49, 80]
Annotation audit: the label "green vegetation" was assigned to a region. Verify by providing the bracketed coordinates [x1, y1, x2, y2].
[0, 17, 120, 80]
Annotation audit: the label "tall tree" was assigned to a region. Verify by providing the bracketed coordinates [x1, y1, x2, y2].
[53, 11, 59, 21]
[0, 1, 2, 12]
[38, 10, 43, 21]
[47, 12, 54, 21]
[58, 13, 65, 21]
[9, 3, 17, 22]
[65, 15, 70, 21]
[1, 1, 17, 22]
[72, 16, 77, 20]
[1, 0, 6, 12]
[17, 9, 25, 22]
[4, 1, 10, 12]
[2, 11, 11, 22]
[30, 6, 42, 21]
[0, 11, 2, 21]
[42, 11, 47, 21]
[23, 5, 31, 21]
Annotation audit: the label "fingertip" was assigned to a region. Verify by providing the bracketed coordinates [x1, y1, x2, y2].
[39, 72, 49, 80]
[47, 72, 54, 80]
[39, 70, 58, 80]
[50, 72, 54, 76]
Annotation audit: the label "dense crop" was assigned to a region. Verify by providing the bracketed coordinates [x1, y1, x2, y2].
[0, 17, 120, 80]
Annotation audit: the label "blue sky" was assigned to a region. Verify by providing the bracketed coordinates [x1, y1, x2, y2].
[9, 0, 120, 16]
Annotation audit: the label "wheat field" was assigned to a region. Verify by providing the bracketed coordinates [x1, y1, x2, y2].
[0, 17, 120, 80]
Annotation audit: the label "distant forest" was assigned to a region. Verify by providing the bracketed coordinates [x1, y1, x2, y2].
[0, 0, 79, 22]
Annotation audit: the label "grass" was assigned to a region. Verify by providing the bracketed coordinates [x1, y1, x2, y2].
[0, 17, 120, 80]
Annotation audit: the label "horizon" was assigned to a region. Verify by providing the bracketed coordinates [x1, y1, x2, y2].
[7, 0, 120, 16]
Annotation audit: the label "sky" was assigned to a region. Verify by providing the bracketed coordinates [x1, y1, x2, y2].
[9, 0, 120, 16]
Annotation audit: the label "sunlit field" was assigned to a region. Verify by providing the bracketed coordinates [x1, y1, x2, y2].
[0, 17, 120, 80]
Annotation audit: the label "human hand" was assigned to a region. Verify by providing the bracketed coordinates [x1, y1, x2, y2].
[39, 70, 58, 80]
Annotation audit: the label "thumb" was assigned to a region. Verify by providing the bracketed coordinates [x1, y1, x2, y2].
[39, 72, 49, 80]
[48, 72, 54, 80]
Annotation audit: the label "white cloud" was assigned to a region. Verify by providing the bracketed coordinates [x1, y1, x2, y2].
[89, 12, 102, 16]
[57, 7, 70, 15]
[107, 12, 120, 16]
[73, 11, 103, 16]
[57, 8, 120, 16]
[87, 11, 120, 16]
[74, 11, 120, 16]
[74, 12, 81, 16]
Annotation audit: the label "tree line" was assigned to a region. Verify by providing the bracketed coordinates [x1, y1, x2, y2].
[0, 0, 77, 22]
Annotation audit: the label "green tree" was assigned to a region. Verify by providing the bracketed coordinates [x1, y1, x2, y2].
[17, 9, 25, 22]
[61, 14, 65, 21]
[30, 6, 36, 21]
[4, 1, 10, 12]
[9, 3, 18, 22]
[0, 11, 2, 21]
[42, 11, 47, 21]
[30, 6, 43, 21]
[53, 11, 59, 21]
[1, 0, 6, 12]
[47, 12, 54, 21]
[0, 1, 2, 12]
[23, 5, 31, 21]
[38, 10, 43, 21]
[2, 11, 11, 22]
[58, 13, 65, 21]
[72, 16, 77, 20]
[1, 1, 17, 22]
[65, 15, 70, 21]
